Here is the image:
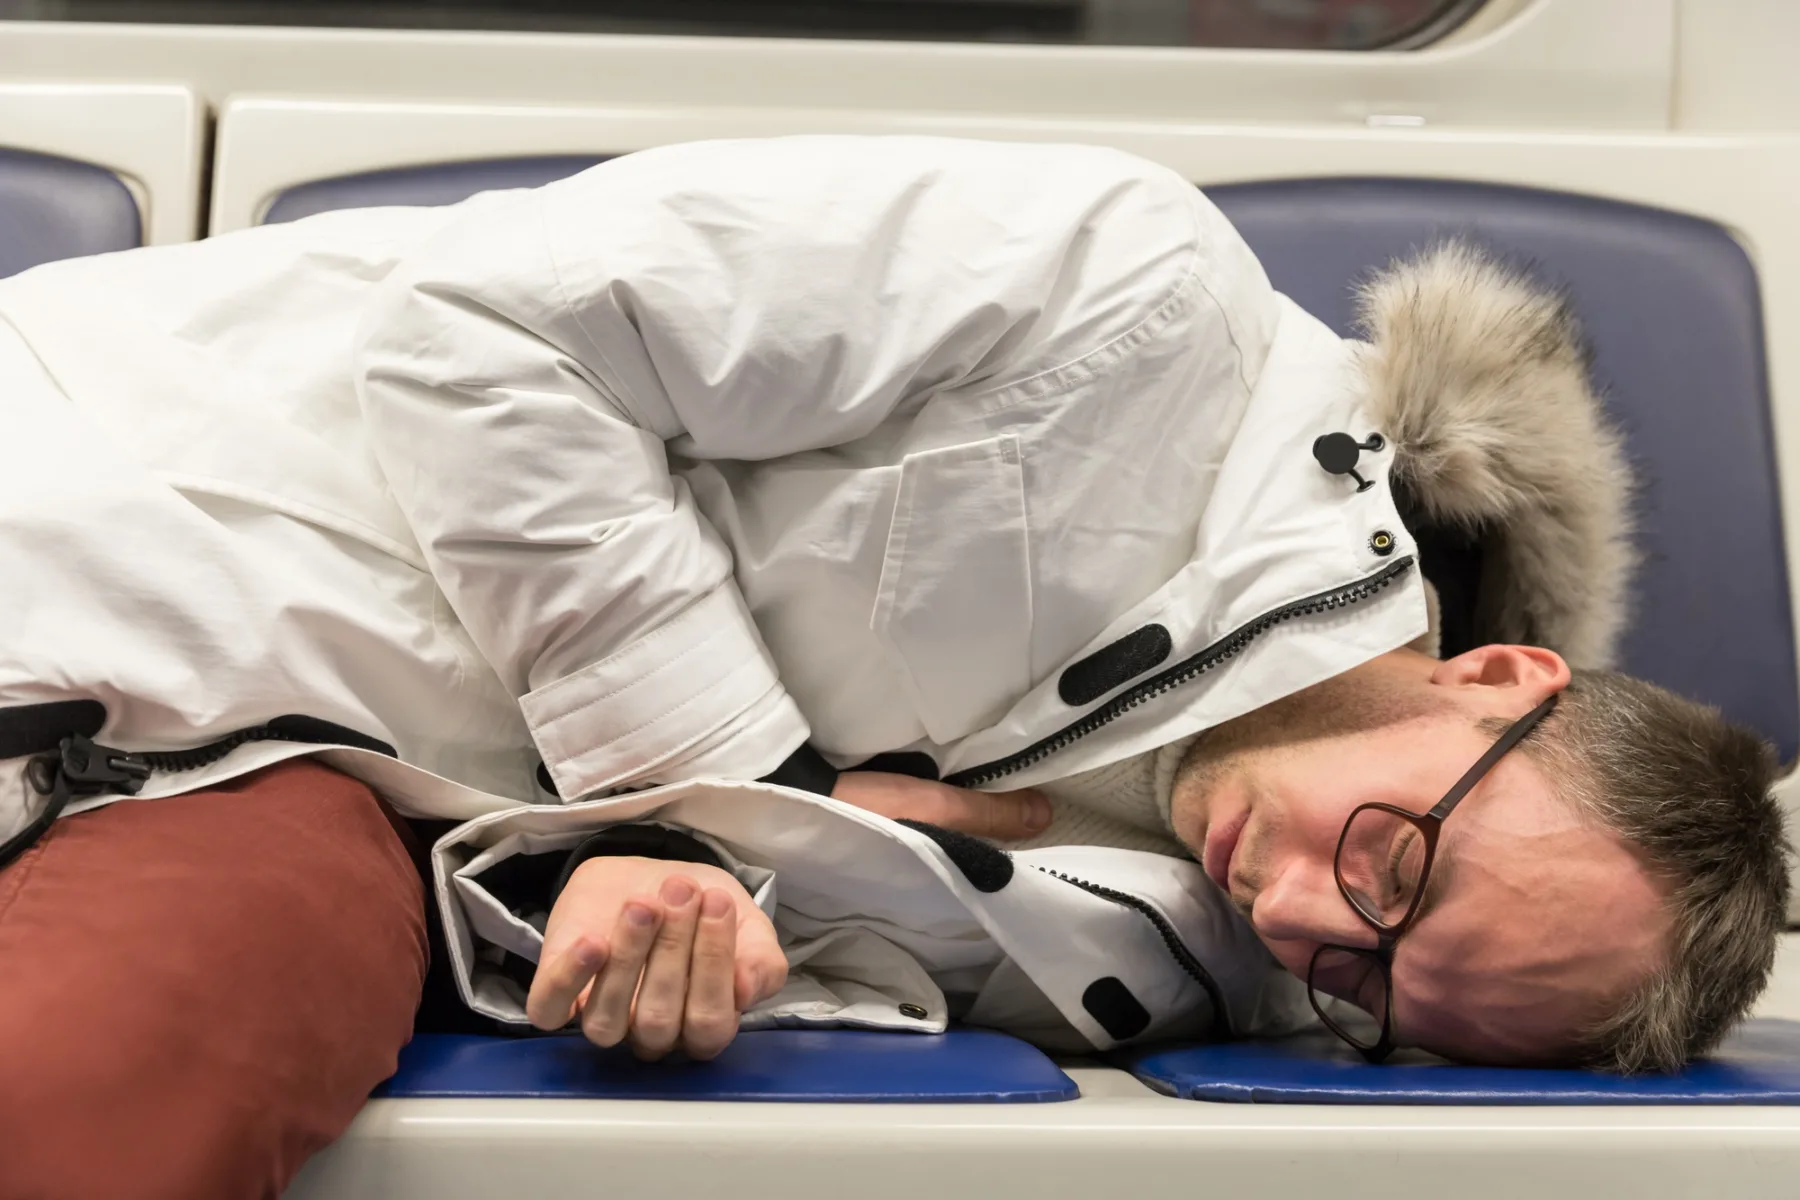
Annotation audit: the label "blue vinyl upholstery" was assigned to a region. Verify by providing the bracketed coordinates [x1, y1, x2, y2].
[0, 147, 141, 278]
[1119, 1017, 1800, 1105]
[261, 156, 605, 225]
[1211, 178, 1797, 760]
[376, 1028, 1078, 1103]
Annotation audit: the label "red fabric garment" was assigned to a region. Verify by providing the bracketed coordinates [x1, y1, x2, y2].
[0, 759, 427, 1199]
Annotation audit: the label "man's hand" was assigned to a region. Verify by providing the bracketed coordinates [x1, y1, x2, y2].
[831, 772, 1052, 840]
[528, 856, 787, 1061]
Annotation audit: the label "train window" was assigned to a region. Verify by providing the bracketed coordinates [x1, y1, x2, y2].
[0, 1, 1487, 50]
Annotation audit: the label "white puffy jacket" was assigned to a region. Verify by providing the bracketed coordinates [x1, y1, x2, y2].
[0, 136, 1431, 1047]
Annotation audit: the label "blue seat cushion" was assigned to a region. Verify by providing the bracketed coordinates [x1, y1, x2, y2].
[375, 1027, 1079, 1103]
[1118, 1017, 1800, 1104]
[0, 147, 140, 278]
[262, 156, 606, 225]
[1209, 178, 1797, 760]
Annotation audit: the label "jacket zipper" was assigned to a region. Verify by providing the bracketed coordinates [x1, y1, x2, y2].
[945, 555, 1415, 788]
[7, 719, 397, 872]
[77, 726, 296, 780]
[33, 718, 391, 791]
[1035, 864, 1235, 1040]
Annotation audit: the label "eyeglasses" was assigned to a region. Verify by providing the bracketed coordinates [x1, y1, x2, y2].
[1306, 694, 1560, 1062]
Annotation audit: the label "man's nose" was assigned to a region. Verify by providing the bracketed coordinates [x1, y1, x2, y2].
[1249, 859, 1374, 948]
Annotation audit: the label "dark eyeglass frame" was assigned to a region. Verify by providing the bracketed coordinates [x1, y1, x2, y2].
[1307, 693, 1560, 1062]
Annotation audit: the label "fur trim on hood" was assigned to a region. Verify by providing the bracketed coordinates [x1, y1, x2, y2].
[1356, 242, 1635, 669]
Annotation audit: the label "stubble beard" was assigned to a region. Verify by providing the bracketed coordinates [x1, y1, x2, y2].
[1172, 666, 1450, 907]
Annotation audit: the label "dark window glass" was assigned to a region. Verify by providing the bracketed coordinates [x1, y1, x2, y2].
[0, 0, 1487, 49]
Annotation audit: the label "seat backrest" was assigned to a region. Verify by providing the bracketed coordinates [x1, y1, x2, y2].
[1210, 178, 1797, 761]
[261, 156, 606, 225]
[0, 147, 141, 278]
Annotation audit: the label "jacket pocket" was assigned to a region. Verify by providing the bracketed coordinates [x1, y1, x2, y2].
[872, 435, 1034, 745]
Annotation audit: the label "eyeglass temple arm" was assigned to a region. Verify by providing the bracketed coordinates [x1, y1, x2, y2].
[1423, 694, 1560, 821]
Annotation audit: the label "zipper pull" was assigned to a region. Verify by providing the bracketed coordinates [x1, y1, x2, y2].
[24, 734, 152, 799]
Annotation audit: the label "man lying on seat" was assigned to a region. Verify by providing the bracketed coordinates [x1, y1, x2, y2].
[0, 135, 1786, 1199]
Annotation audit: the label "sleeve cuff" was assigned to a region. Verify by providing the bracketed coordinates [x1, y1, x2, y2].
[520, 584, 809, 797]
[757, 742, 840, 796]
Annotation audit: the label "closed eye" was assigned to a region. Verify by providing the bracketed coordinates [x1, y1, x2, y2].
[1386, 826, 1423, 907]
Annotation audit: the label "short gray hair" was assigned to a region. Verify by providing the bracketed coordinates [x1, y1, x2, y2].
[1483, 670, 1790, 1072]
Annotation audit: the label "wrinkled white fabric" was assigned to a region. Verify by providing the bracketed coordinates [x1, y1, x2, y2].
[1013, 737, 1197, 858]
[0, 137, 1429, 1043]
[0, 136, 1424, 813]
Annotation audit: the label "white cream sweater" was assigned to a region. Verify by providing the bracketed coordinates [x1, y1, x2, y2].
[1006, 735, 1198, 858]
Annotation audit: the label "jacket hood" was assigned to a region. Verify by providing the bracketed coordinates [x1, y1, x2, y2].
[1356, 241, 1635, 669]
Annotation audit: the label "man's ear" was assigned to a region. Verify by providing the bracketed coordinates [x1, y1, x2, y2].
[1429, 644, 1571, 708]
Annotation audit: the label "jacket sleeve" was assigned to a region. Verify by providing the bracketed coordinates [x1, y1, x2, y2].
[353, 136, 1222, 798]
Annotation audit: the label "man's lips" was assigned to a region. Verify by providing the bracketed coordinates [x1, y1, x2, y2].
[1202, 809, 1248, 892]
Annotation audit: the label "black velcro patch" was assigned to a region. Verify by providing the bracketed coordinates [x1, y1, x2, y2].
[1058, 625, 1173, 706]
[897, 819, 1014, 892]
[1082, 976, 1152, 1041]
[0, 700, 106, 760]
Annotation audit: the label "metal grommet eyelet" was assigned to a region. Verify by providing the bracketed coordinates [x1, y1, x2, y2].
[1369, 529, 1397, 557]
[1364, 432, 1386, 453]
[898, 1003, 929, 1020]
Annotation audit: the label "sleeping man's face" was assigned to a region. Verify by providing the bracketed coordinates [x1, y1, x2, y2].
[1165, 645, 1669, 1065]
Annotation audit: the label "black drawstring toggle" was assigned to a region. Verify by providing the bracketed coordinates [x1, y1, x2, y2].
[1312, 432, 1385, 493]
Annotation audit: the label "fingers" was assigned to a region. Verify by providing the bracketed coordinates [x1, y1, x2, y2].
[681, 888, 741, 1060]
[579, 897, 664, 1049]
[734, 901, 790, 1011]
[547, 865, 777, 1062]
[627, 875, 704, 1060]
[979, 786, 1052, 839]
[832, 772, 1052, 840]
[526, 936, 608, 1031]
[919, 784, 1050, 840]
